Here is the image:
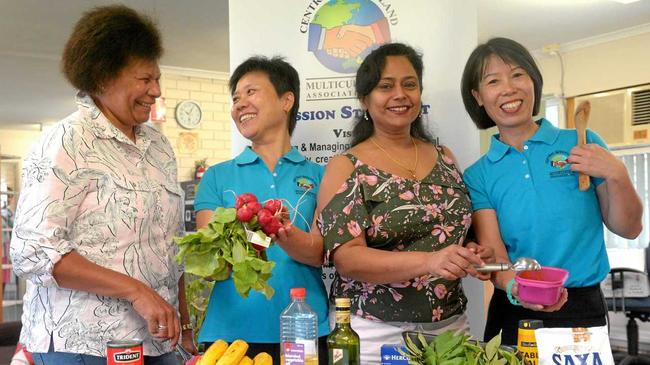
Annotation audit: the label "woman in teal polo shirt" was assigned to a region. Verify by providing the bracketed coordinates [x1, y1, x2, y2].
[194, 56, 329, 362]
[460, 37, 643, 345]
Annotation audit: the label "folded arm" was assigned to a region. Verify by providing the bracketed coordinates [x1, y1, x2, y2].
[568, 143, 643, 238]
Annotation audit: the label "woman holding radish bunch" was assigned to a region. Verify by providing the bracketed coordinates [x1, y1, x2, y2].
[194, 56, 329, 363]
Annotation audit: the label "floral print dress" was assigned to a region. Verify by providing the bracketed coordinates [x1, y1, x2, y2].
[318, 146, 472, 323]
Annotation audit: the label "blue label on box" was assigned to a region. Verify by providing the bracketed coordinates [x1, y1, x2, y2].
[381, 344, 409, 365]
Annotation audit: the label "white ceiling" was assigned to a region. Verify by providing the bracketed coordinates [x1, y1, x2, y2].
[1, 0, 649, 129]
[478, 0, 650, 49]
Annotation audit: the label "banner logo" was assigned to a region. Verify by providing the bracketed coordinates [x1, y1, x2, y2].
[304, 0, 392, 74]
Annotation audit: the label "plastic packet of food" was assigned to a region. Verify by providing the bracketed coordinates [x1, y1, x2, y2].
[536, 326, 613, 365]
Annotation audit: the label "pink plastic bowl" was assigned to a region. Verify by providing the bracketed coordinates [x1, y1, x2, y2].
[515, 266, 568, 306]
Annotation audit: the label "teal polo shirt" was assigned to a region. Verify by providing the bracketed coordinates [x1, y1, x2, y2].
[463, 119, 609, 287]
[194, 146, 329, 343]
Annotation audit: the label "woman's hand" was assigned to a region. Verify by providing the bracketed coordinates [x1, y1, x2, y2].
[465, 241, 495, 281]
[271, 205, 296, 243]
[49, 251, 183, 345]
[130, 283, 181, 346]
[180, 331, 199, 355]
[271, 219, 294, 245]
[568, 144, 627, 181]
[512, 282, 569, 312]
[427, 245, 484, 280]
[269, 213, 325, 267]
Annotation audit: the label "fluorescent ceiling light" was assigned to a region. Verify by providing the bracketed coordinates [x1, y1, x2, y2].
[610, 0, 641, 4]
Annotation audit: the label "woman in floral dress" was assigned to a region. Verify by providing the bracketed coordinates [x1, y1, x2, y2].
[317, 43, 493, 364]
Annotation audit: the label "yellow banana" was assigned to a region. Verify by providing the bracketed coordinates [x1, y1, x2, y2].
[237, 356, 254, 365]
[215, 339, 249, 365]
[199, 339, 228, 365]
[253, 352, 273, 365]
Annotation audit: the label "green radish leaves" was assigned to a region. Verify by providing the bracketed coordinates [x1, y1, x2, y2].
[175, 205, 276, 300]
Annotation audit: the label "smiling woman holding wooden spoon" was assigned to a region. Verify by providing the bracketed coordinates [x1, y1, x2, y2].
[460, 37, 643, 345]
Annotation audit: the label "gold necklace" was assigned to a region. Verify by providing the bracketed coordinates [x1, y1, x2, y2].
[370, 136, 419, 179]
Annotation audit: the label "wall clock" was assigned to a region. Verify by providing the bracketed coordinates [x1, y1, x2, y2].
[175, 100, 202, 129]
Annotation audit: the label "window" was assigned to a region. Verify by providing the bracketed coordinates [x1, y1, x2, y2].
[606, 145, 650, 249]
[540, 95, 565, 128]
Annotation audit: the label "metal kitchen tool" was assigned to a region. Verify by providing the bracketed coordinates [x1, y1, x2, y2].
[475, 257, 541, 273]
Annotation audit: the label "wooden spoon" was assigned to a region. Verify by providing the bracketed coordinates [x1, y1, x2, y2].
[574, 100, 591, 191]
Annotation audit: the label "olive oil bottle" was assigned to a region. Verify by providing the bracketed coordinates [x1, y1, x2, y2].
[327, 298, 360, 365]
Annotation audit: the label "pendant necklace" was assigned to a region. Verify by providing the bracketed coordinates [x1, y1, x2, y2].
[370, 136, 419, 179]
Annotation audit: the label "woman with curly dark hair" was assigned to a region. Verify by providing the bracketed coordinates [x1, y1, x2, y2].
[11, 5, 196, 364]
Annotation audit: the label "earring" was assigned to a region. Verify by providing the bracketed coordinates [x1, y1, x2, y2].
[364, 110, 369, 121]
[418, 108, 423, 118]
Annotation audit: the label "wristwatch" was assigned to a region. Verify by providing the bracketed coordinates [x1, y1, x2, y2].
[181, 323, 194, 331]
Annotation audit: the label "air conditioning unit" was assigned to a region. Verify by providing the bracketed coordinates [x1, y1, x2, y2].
[573, 84, 650, 147]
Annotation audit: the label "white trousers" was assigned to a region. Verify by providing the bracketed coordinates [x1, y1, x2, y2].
[329, 309, 469, 365]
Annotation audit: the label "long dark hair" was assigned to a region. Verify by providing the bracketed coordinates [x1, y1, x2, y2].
[351, 42, 434, 146]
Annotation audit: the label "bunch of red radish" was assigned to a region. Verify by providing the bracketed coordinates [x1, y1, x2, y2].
[235, 193, 285, 236]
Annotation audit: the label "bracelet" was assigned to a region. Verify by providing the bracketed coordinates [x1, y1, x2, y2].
[506, 279, 521, 306]
[181, 323, 194, 331]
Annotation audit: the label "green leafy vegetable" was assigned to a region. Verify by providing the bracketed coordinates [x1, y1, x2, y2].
[175, 207, 276, 299]
[402, 330, 524, 365]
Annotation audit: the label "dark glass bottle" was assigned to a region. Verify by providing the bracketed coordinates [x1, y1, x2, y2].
[327, 298, 360, 365]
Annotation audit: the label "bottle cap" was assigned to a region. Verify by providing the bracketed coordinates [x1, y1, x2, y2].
[518, 319, 543, 329]
[290, 287, 306, 299]
[335, 297, 351, 307]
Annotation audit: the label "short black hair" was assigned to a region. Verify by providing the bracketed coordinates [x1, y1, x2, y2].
[61, 5, 162, 94]
[460, 37, 543, 129]
[351, 43, 434, 146]
[229, 56, 301, 136]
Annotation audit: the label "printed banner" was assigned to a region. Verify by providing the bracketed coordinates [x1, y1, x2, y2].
[230, 0, 479, 168]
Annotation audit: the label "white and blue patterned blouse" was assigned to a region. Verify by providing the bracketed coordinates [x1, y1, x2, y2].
[11, 92, 183, 356]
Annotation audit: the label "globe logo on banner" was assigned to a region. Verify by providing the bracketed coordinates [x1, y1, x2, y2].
[307, 0, 390, 74]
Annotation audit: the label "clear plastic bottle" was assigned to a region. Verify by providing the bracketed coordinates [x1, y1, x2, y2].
[280, 287, 319, 365]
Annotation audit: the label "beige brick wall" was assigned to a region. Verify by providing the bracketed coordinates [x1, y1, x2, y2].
[158, 68, 232, 181]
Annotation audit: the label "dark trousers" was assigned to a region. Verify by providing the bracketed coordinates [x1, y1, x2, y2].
[204, 335, 329, 365]
[484, 285, 607, 346]
[33, 339, 177, 365]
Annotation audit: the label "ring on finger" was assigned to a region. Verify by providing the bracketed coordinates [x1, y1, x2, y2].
[157, 324, 168, 330]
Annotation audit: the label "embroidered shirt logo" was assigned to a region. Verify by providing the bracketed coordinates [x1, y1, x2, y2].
[295, 176, 316, 191]
[546, 151, 574, 178]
